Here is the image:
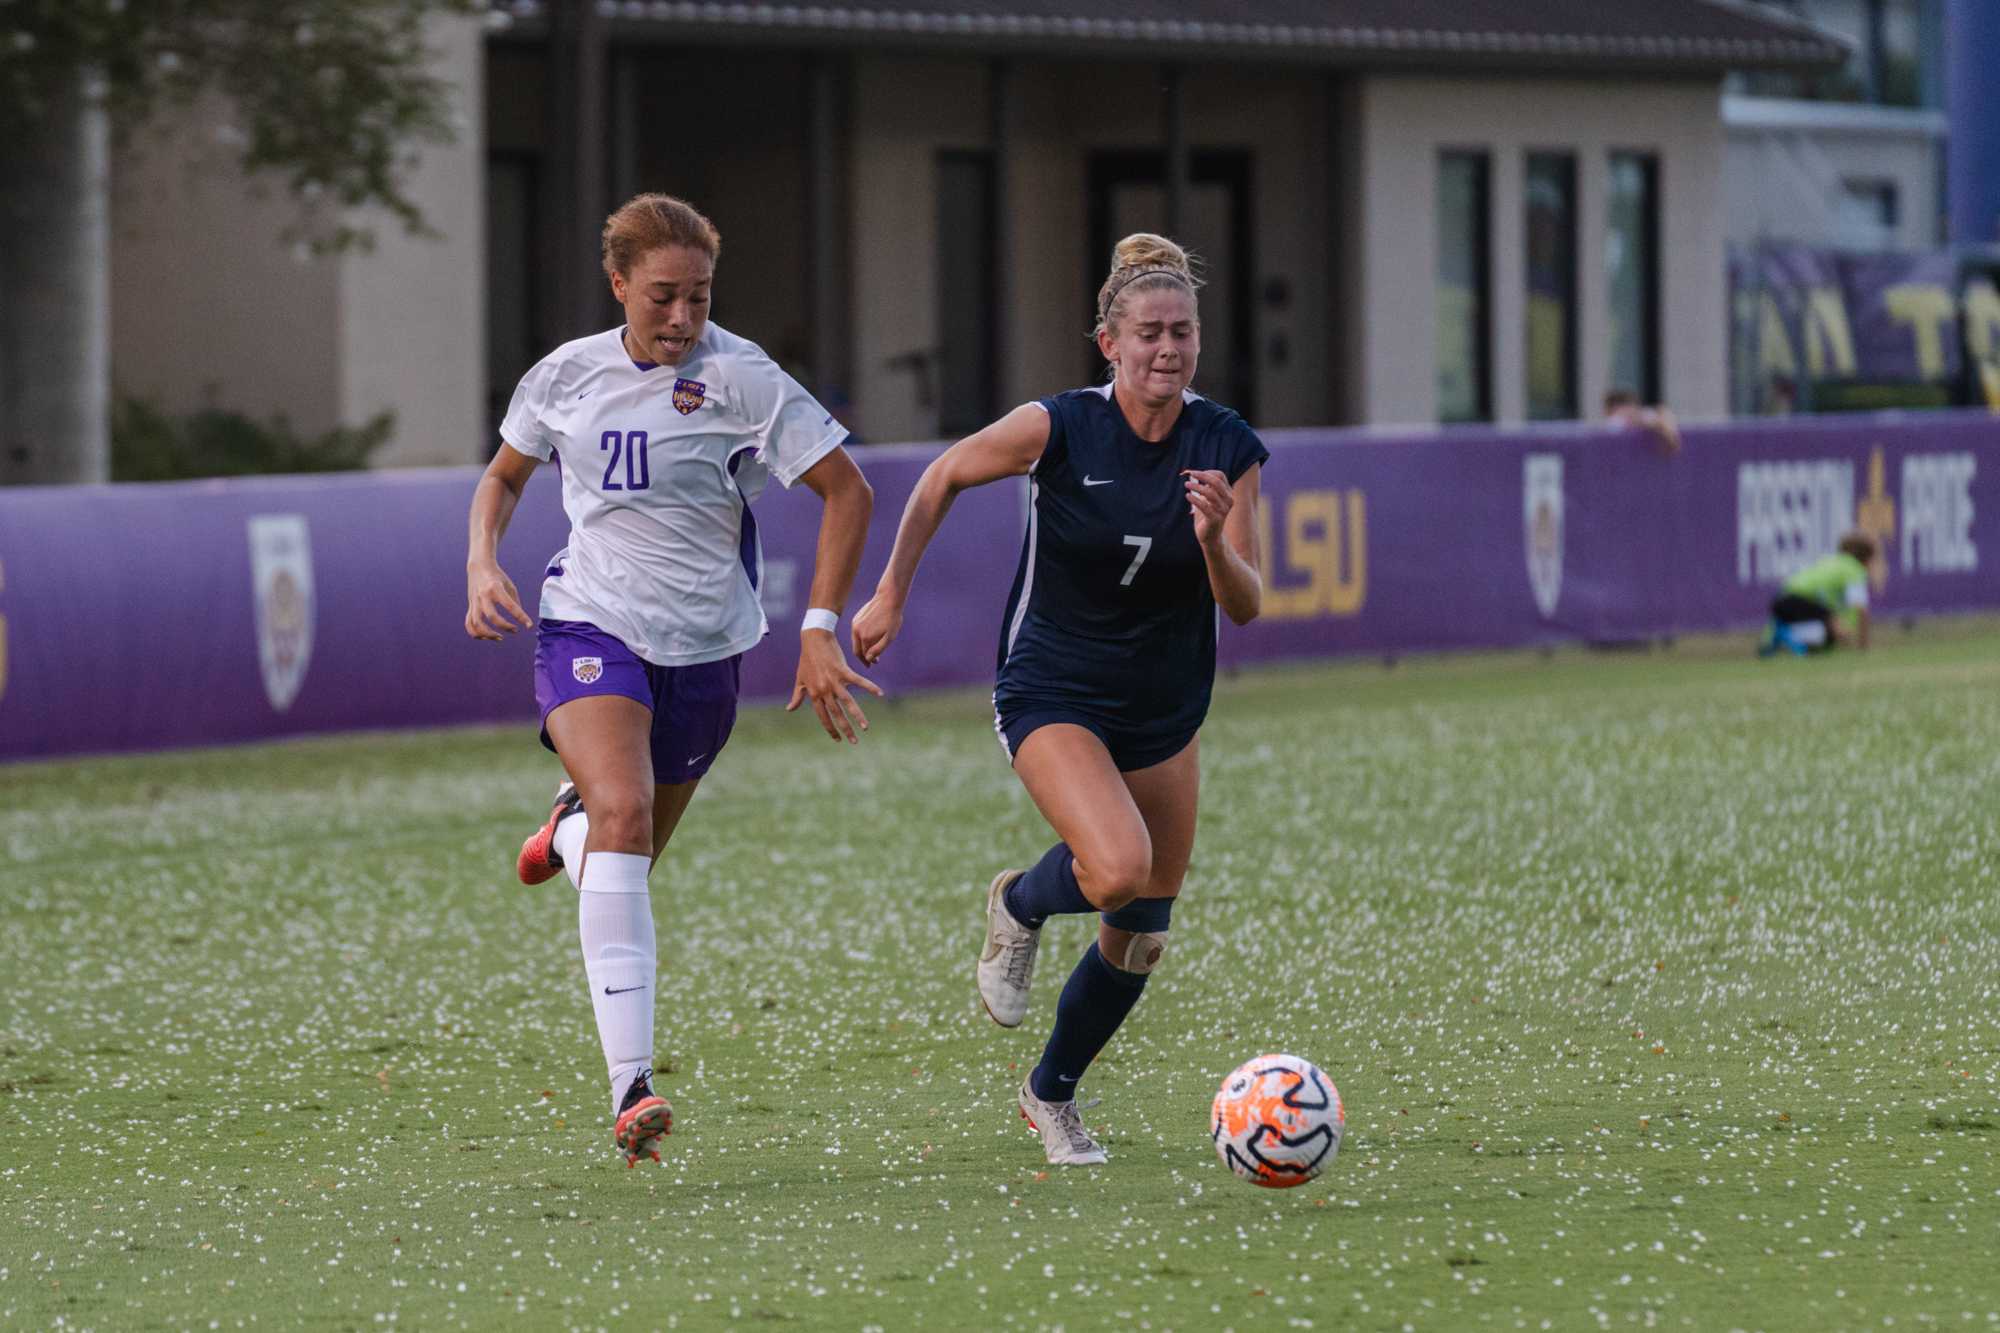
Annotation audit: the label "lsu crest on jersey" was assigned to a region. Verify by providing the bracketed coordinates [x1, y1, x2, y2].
[501, 323, 845, 668]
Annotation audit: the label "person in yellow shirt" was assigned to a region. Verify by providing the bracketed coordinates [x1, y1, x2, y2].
[1759, 532, 1876, 656]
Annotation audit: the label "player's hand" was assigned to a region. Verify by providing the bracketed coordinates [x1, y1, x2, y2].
[466, 559, 531, 640]
[1184, 469, 1234, 548]
[849, 590, 904, 667]
[788, 628, 884, 743]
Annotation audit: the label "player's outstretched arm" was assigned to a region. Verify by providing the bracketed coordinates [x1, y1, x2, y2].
[851, 403, 1050, 666]
[787, 447, 884, 744]
[1187, 461, 1263, 624]
[465, 444, 539, 641]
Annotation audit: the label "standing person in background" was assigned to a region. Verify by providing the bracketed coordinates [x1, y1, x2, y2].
[852, 234, 1267, 1167]
[1603, 388, 1682, 456]
[463, 193, 881, 1167]
[1760, 532, 1878, 656]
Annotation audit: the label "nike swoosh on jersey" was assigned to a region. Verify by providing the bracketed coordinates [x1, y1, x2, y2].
[1081, 476, 1115, 487]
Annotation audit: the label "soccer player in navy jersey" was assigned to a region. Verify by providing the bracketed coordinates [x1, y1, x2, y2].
[852, 234, 1267, 1165]
[464, 194, 881, 1167]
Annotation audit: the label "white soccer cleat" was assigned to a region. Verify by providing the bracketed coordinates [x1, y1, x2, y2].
[1018, 1079, 1107, 1166]
[976, 869, 1039, 1027]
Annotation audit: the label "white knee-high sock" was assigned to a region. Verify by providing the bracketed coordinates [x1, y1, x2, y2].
[577, 850, 655, 1114]
[553, 812, 590, 891]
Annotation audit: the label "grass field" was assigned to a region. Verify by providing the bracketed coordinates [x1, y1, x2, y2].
[3, 624, 1998, 1331]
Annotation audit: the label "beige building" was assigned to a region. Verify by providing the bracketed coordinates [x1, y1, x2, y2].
[1722, 0, 1947, 254]
[1723, 97, 1946, 253]
[111, 2, 1841, 466]
[109, 16, 487, 469]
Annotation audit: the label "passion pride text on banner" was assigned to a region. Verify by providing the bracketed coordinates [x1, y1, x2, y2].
[0, 415, 1992, 761]
[1216, 413, 1989, 668]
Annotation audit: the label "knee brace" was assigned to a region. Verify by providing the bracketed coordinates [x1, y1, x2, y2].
[1101, 897, 1172, 974]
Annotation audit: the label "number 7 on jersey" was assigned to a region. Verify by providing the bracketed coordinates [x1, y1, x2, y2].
[1119, 535, 1152, 587]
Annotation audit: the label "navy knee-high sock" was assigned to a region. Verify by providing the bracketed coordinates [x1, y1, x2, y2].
[1004, 842, 1092, 928]
[1029, 942, 1147, 1103]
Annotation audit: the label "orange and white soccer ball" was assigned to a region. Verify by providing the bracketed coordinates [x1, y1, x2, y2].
[1210, 1053, 1344, 1187]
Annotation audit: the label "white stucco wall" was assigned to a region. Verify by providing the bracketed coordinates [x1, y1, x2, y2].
[1351, 75, 1728, 426]
[1722, 96, 1945, 252]
[338, 16, 486, 466]
[111, 98, 344, 433]
[110, 14, 485, 466]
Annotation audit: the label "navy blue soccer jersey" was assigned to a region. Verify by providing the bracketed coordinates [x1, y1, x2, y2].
[994, 384, 1269, 737]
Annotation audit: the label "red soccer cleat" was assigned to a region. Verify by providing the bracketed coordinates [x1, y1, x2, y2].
[613, 1075, 673, 1167]
[517, 782, 584, 886]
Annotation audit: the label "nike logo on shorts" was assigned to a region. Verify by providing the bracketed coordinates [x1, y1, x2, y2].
[1058, 1073, 1079, 1082]
[1082, 476, 1114, 487]
[686, 752, 708, 766]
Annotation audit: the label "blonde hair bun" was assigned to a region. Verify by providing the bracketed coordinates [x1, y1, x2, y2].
[1110, 233, 1199, 285]
[1093, 232, 1202, 338]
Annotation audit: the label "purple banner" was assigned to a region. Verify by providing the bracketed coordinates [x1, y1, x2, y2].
[1, 415, 1995, 762]
[1841, 250, 1963, 383]
[1221, 414, 1994, 668]
[1731, 243, 1977, 410]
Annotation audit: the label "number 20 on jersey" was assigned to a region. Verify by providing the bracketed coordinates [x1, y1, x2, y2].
[600, 429, 651, 491]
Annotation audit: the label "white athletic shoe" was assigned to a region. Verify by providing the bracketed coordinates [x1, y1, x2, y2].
[1018, 1079, 1107, 1166]
[976, 869, 1039, 1027]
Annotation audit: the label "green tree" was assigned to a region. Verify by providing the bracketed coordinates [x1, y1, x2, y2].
[0, 0, 474, 485]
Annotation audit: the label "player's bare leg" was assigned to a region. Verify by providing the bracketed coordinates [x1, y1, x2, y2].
[1096, 737, 1197, 968]
[545, 695, 655, 861]
[649, 778, 701, 861]
[996, 730, 1199, 1162]
[976, 725, 1148, 1026]
[1011, 724, 1154, 912]
[544, 696, 672, 1163]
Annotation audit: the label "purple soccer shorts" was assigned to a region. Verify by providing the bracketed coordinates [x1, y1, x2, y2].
[532, 619, 741, 784]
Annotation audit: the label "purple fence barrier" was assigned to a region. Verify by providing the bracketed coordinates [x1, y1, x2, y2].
[1, 416, 1994, 762]
[1225, 412, 1993, 666]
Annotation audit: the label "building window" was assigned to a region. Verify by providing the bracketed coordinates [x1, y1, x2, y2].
[1605, 153, 1660, 405]
[486, 151, 541, 452]
[1436, 151, 1491, 423]
[1524, 152, 1577, 420]
[1734, 0, 1941, 108]
[936, 151, 997, 437]
[1838, 177, 1901, 250]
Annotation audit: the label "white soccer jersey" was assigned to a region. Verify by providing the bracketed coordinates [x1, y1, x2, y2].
[500, 323, 845, 665]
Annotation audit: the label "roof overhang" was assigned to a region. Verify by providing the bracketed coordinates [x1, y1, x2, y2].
[486, 1, 1849, 75]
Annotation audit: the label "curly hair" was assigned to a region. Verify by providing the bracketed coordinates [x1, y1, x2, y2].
[601, 193, 721, 280]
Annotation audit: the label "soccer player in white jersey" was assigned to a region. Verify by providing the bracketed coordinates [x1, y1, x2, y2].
[464, 193, 880, 1167]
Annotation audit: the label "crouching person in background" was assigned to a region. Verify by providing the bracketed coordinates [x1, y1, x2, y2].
[1761, 532, 1877, 656]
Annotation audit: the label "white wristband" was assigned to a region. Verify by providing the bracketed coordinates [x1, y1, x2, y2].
[801, 607, 840, 635]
